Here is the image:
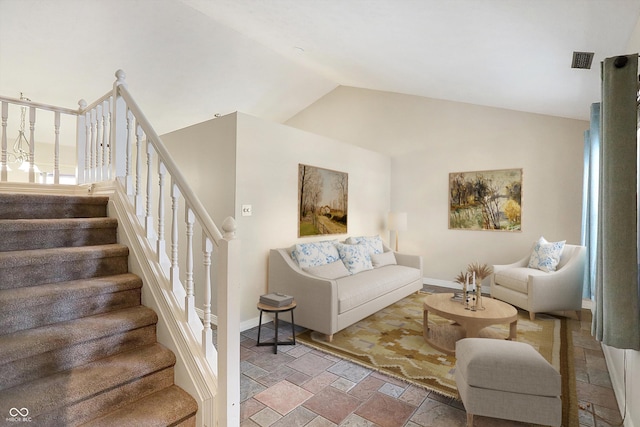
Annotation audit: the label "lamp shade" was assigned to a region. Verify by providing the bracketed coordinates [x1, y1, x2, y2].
[388, 212, 407, 231]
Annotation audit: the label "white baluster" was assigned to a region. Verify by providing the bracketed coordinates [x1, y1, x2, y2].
[185, 208, 195, 321]
[102, 99, 110, 180]
[157, 159, 168, 267]
[125, 109, 134, 194]
[145, 141, 155, 240]
[95, 104, 102, 181]
[202, 235, 214, 357]
[54, 111, 60, 184]
[28, 106, 36, 183]
[90, 108, 96, 182]
[76, 99, 88, 185]
[81, 107, 90, 184]
[170, 181, 181, 293]
[135, 123, 144, 216]
[1, 102, 7, 181]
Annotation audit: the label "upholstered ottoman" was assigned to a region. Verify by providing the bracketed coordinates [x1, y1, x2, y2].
[455, 338, 561, 427]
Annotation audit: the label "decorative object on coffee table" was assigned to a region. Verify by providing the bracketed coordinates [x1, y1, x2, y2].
[454, 262, 493, 311]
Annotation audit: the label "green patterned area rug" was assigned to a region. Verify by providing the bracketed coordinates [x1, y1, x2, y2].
[297, 292, 579, 427]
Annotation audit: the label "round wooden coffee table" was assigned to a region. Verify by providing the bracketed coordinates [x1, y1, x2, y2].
[423, 293, 518, 355]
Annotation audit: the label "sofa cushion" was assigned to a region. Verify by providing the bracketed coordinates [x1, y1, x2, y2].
[293, 240, 340, 268]
[337, 265, 421, 313]
[528, 237, 566, 272]
[494, 267, 548, 293]
[456, 338, 560, 397]
[336, 243, 374, 274]
[303, 260, 350, 279]
[371, 251, 397, 268]
[345, 235, 384, 254]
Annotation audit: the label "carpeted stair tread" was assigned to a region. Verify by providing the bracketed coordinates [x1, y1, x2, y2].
[0, 273, 141, 312]
[0, 217, 118, 251]
[0, 244, 128, 267]
[0, 273, 143, 335]
[0, 193, 108, 219]
[0, 305, 158, 365]
[0, 244, 130, 289]
[0, 306, 158, 390]
[0, 343, 176, 425]
[81, 385, 198, 427]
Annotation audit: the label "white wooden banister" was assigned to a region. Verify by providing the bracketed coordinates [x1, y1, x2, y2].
[113, 70, 238, 425]
[116, 82, 223, 243]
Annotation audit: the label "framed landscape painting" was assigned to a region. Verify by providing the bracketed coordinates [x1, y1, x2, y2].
[298, 164, 348, 236]
[449, 168, 522, 231]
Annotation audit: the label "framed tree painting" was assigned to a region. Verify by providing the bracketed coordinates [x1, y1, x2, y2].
[449, 168, 522, 231]
[298, 164, 348, 236]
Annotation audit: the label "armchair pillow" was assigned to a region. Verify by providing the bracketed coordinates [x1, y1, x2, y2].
[528, 237, 566, 273]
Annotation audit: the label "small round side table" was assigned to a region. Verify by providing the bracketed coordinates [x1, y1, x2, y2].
[256, 300, 297, 354]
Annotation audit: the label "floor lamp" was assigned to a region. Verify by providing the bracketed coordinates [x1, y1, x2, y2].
[388, 212, 407, 251]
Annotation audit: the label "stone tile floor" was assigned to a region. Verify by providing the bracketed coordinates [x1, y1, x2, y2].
[236, 286, 623, 426]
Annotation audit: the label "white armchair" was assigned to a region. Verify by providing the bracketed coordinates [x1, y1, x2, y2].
[490, 243, 586, 320]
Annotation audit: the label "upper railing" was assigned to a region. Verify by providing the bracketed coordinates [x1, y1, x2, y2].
[0, 70, 240, 426]
[1, 93, 78, 184]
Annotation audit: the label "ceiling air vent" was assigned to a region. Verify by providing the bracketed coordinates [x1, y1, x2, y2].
[571, 51, 594, 69]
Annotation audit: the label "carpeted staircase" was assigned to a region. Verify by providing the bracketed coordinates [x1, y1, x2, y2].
[0, 193, 198, 426]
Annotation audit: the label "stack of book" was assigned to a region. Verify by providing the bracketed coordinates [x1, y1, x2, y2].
[260, 293, 294, 307]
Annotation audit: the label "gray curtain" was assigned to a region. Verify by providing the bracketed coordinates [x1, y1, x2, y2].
[592, 53, 640, 350]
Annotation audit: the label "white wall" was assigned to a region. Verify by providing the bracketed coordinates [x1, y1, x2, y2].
[162, 115, 238, 226]
[163, 112, 391, 328]
[286, 86, 588, 283]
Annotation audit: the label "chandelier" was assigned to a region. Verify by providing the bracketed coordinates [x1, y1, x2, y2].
[9, 93, 40, 173]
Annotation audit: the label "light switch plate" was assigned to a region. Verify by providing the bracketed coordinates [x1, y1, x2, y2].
[241, 204, 252, 216]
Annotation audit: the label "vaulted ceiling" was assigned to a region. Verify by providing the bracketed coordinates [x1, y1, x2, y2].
[1, 0, 639, 137]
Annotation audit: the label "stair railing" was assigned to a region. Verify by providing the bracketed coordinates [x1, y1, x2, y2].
[1, 95, 78, 184]
[0, 70, 240, 426]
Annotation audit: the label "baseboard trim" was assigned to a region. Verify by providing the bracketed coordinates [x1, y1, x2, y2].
[423, 277, 459, 290]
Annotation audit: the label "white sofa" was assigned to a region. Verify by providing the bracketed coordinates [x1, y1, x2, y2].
[490, 241, 586, 321]
[268, 240, 423, 341]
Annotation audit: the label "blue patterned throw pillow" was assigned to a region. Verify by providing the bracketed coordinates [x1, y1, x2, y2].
[345, 235, 384, 255]
[528, 237, 566, 272]
[292, 240, 340, 269]
[335, 243, 374, 274]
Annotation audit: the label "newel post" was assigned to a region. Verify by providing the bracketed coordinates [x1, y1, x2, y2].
[111, 69, 128, 180]
[217, 216, 240, 427]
